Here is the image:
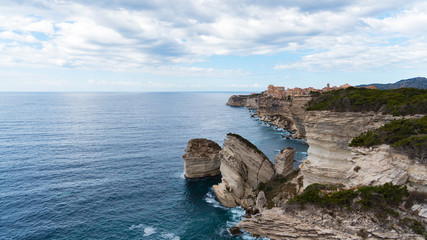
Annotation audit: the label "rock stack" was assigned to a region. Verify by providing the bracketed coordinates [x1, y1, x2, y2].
[213, 133, 276, 208]
[183, 138, 221, 178]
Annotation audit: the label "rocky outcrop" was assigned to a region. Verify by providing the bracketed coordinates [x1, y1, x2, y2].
[274, 147, 296, 178]
[256, 191, 267, 213]
[227, 93, 311, 139]
[213, 134, 275, 208]
[347, 144, 427, 192]
[257, 95, 311, 139]
[183, 138, 221, 178]
[301, 111, 427, 192]
[301, 111, 397, 187]
[238, 206, 424, 240]
[226, 94, 259, 108]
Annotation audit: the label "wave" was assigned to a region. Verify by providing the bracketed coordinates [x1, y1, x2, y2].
[178, 171, 186, 179]
[143, 226, 156, 237]
[161, 233, 180, 240]
[129, 224, 180, 239]
[128, 224, 145, 230]
[204, 189, 227, 210]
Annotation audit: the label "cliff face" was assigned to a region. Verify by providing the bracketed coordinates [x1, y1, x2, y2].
[301, 111, 427, 192]
[226, 94, 259, 108]
[347, 145, 427, 192]
[213, 134, 276, 208]
[183, 138, 221, 178]
[300, 111, 394, 187]
[227, 93, 311, 139]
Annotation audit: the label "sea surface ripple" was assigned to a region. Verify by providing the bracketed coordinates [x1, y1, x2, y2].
[0, 92, 308, 240]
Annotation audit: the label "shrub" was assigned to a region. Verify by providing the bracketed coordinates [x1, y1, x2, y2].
[289, 183, 408, 211]
[257, 182, 266, 191]
[307, 87, 427, 115]
[288, 183, 357, 207]
[357, 183, 408, 209]
[349, 116, 427, 163]
[399, 217, 426, 235]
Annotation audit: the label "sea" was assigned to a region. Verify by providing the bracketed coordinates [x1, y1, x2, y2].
[0, 92, 308, 240]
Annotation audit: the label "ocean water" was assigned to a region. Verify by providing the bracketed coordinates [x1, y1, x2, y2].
[0, 92, 308, 240]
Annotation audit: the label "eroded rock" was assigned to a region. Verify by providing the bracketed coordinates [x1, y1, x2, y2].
[238, 206, 424, 240]
[213, 134, 275, 208]
[274, 147, 296, 178]
[183, 138, 221, 178]
[256, 191, 267, 213]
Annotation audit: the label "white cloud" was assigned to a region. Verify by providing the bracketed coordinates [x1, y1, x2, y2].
[0, 0, 426, 74]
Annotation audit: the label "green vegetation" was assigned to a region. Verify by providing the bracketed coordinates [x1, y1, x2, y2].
[288, 183, 426, 236]
[288, 183, 357, 208]
[255, 171, 300, 209]
[349, 116, 427, 163]
[307, 87, 427, 115]
[357, 183, 408, 209]
[288, 183, 408, 210]
[399, 217, 426, 236]
[227, 133, 268, 159]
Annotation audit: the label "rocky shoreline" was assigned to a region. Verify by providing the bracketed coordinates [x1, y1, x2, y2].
[227, 92, 311, 139]
[182, 93, 427, 239]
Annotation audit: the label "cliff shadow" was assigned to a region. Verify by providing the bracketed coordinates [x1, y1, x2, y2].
[183, 175, 222, 205]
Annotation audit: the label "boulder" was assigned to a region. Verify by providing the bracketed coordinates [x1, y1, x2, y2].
[274, 147, 296, 178]
[229, 226, 243, 235]
[183, 138, 221, 178]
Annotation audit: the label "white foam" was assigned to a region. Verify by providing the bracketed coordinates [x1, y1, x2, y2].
[224, 207, 271, 240]
[143, 226, 156, 236]
[128, 224, 145, 230]
[204, 189, 227, 209]
[161, 233, 180, 240]
[178, 171, 186, 179]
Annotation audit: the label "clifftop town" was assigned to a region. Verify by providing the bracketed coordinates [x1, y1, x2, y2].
[265, 83, 376, 98]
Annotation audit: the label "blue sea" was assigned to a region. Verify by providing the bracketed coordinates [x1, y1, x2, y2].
[0, 92, 308, 240]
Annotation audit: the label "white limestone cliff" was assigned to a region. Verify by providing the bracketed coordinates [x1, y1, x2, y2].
[213, 134, 275, 208]
[183, 138, 221, 178]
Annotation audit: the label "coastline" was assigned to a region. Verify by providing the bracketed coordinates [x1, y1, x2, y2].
[197, 91, 427, 239]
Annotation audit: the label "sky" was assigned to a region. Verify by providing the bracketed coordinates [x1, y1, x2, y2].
[0, 0, 427, 92]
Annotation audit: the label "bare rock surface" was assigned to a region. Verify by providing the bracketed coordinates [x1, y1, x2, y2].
[301, 111, 427, 192]
[274, 147, 296, 178]
[346, 144, 427, 191]
[238, 206, 425, 240]
[213, 134, 275, 208]
[256, 191, 267, 213]
[226, 94, 259, 108]
[183, 138, 221, 178]
[227, 93, 311, 139]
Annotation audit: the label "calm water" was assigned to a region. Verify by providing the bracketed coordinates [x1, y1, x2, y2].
[0, 92, 308, 240]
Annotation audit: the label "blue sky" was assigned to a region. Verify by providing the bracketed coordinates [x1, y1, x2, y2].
[0, 0, 426, 91]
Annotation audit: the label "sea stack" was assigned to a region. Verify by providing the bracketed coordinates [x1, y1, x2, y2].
[213, 133, 275, 208]
[274, 147, 296, 178]
[183, 138, 221, 178]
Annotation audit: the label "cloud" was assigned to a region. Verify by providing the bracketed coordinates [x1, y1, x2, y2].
[0, 0, 426, 75]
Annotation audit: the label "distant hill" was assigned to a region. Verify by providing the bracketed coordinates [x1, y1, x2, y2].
[357, 77, 427, 89]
